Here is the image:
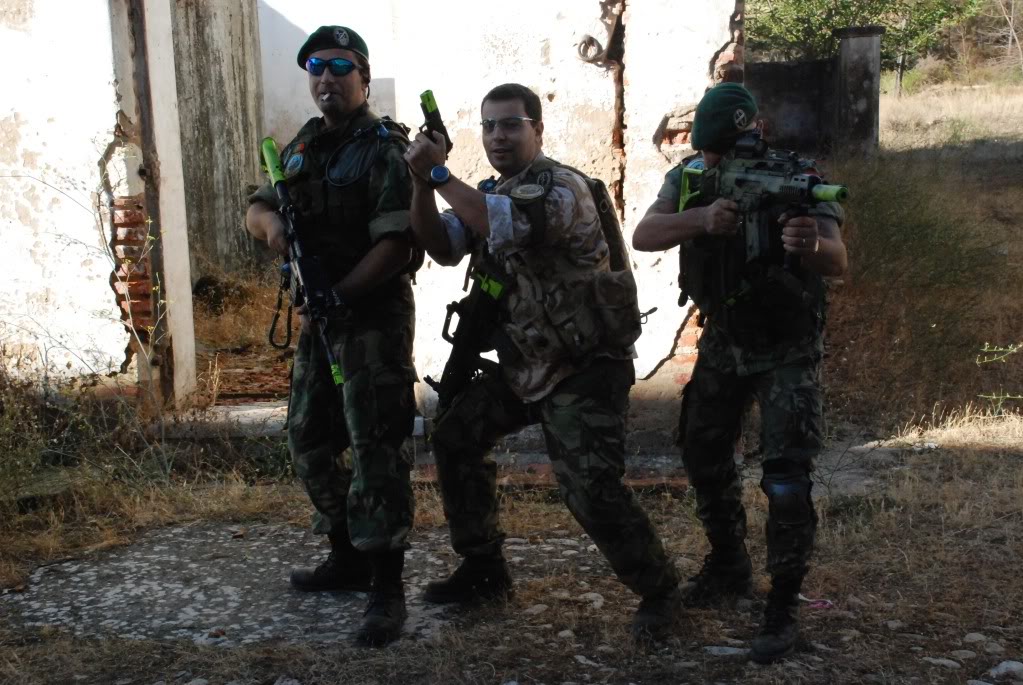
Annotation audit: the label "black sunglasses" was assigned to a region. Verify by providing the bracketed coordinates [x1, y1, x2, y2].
[480, 116, 536, 133]
[305, 57, 357, 77]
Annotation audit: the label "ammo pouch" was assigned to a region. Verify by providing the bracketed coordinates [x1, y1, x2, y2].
[541, 271, 642, 360]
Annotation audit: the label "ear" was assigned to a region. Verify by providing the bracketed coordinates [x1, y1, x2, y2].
[535, 120, 544, 143]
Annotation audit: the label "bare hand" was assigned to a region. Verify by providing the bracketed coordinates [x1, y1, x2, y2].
[403, 131, 448, 182]
[702, 198, 740, 237]
[780, 214, 820, 255]
[266, 214, 289, 256]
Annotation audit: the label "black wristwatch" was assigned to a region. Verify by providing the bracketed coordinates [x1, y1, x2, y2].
[429, 165, 451, 188]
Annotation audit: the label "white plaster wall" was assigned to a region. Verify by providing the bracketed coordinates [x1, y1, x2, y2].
[0, 0, 128, 378]
[623, 0, 737, 380]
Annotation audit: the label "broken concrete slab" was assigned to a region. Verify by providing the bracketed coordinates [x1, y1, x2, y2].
[0, 522, 616, 647]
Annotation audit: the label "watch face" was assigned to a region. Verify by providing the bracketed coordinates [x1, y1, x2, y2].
[430, 165, 449, 183]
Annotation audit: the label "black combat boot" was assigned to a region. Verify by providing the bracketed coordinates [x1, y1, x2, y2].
[422, 554, 513, 604]
[631, 587, 683, 642]
[680, 544, 753, 608]
[355, 549, 407, 647]
[289, 532, 373, 592]
[750, 584, 801, 664]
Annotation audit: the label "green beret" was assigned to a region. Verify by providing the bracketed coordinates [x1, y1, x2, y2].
[691, 83, 758, 151]
[297, 26, 369, 69]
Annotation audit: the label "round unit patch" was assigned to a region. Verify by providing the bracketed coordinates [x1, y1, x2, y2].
[284, 153, 304, 177]
[733, 108, 748, 129]
[510, 183, 545, 202]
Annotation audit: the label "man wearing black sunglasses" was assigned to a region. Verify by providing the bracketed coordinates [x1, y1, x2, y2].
[245, 25, 419, 648]
[404, 83, 682, 641]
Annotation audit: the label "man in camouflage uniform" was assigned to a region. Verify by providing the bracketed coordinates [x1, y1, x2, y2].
[245, 25, 419, 647]
[404, 83, 682, 640]
[633, 83, 848, 663]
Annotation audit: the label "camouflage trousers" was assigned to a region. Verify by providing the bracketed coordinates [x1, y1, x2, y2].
[431, 359, 680, 598]
[288, 319, 416, 552]
[678, 352, 823, 586]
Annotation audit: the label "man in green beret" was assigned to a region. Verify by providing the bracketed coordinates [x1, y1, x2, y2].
[245, 25, 420, 647]
[633, 83, 848, 663]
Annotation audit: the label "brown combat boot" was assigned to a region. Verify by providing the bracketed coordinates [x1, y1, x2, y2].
[289, 532, 373, 592]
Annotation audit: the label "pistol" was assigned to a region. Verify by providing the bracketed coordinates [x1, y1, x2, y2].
[419, 89, 453, 154]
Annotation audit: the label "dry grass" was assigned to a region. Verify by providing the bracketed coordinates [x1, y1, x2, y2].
[0, 477, 310, 588]
[3, 413, 1021, 683]
[191, 266, 295, 352]
[823, 85, 1023, 428]
[880, 84, 1023, 149]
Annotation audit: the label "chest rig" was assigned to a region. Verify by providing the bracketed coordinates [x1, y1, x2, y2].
[477, 158, 644, 364]
[280, 114, 410, 280]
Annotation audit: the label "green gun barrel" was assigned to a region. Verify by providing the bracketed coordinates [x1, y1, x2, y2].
[260, 137, 286, 186]
[420, 89, 439, 114]
[812, 183, 849, 203]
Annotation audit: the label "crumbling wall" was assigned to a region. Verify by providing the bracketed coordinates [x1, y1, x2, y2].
[0, 0, 131, 379]
[621, 0, 743, 446]
[172, 0, 265, 278]
[746, 59, 836, 153]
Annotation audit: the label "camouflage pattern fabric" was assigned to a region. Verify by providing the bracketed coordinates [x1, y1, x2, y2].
[483, 155, 633, 402]
[288, 311, 416, 552]
[678, 326, 823, 584]
[431, 359, 680, 598]
[252, 105, 418, 552]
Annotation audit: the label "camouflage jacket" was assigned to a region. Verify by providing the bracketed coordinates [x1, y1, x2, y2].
[441, 153, 634, 401]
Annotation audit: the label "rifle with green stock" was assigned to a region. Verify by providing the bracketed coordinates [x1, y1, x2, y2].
[678, 132, 848, 313]
[261, 136, 347, 390]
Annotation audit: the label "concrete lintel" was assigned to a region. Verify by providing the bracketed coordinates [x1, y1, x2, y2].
[142, 0, 196, 407]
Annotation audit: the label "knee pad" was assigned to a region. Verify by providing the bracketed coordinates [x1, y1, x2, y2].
[761, 468, 813, 526]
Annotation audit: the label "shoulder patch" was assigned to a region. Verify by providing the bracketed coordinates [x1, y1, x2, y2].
[282, 145, 304, 178]
[510, 183, 546, 202]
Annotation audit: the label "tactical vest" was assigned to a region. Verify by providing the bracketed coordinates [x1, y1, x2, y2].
[280, 112, 412, 284]
[676, 157, 827, 349]
[479, 157, 643, 364]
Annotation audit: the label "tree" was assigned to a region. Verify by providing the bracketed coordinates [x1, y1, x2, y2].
[746, 0, 981, 70]
[988, 0, 1023, 76]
